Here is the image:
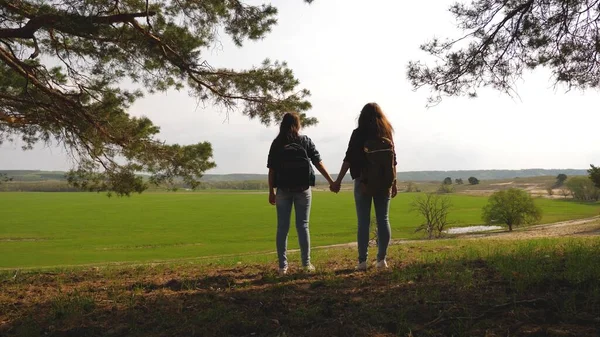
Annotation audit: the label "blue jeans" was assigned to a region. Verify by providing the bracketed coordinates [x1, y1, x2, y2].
[354, 179, 391, 263]
[276, 188, 312, 269]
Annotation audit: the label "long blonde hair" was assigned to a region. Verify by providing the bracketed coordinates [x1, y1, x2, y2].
[357, 102, 394, 139]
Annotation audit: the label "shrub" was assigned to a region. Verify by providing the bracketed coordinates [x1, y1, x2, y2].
[565, 176, 600, 201]
[437, 183, 454, 194]
[411, 193, 452, 239]
[405, 182, 420, 193]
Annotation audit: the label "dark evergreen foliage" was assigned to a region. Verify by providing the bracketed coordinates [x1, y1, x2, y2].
[0, 0, 315, 195]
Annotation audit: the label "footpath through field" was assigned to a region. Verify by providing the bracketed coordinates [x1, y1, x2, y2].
[300, 216, 600, 253]
[3, 217, 598, 271]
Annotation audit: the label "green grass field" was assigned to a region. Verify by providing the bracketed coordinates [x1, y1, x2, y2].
[1, 192, 598, 268]
[2, 238, 599, 336]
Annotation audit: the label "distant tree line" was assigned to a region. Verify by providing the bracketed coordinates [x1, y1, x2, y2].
[0, 178, 340, 192]
[194, 181, 270, 190]
[0, 181, 80, 192]
[440, 176, 479, 186]
[0, 180, 274, 192]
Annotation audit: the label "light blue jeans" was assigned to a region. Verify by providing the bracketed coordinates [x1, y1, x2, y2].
[354, 179, 391, 263]
[276, 188, 312, 269]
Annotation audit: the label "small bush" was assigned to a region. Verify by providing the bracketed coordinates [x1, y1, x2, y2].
[405, 182, 420, 192]
[437, 183, 454, 194]
[411, 193, 452, 239]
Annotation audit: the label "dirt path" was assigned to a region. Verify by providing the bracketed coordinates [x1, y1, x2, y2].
[305, 216, 600, 252]
[456, 216, 600, 241]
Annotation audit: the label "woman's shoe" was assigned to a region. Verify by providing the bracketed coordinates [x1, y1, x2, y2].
[375, 259, 388, 269]
[356, 261, 367, 271]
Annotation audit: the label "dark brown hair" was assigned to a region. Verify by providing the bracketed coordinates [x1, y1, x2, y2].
[274, 112, 301, 146]
[357, 102, 394, 139]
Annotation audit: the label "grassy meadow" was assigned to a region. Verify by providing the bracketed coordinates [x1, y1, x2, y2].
[1, 191, 599, 269]
[1, 238, 599, 336]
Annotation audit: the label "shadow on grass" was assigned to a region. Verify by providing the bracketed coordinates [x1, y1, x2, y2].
[2, 242, 600, 337]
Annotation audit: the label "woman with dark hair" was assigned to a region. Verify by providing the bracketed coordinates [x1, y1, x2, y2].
[332, 102, 397, 271]
[267, 112, 335, 275]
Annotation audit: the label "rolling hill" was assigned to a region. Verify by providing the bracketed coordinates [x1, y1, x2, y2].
[0, 168, 589, 183]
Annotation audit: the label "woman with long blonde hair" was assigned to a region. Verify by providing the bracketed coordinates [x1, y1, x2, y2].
[332, 103, 397, 271]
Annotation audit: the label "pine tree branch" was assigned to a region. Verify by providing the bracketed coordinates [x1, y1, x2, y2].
[0, 11, 156, 39]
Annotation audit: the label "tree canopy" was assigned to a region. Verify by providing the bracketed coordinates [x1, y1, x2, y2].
[589, 165, 600, 189]
[468, 176, 479, 185]
[482, 188, 542, 231]
[556, 173, 568, 184]
[0, 0, 315, 195]
[565, 175, 600, 201]
[408, 0, 600, 105]
[0, 173, 11, 184]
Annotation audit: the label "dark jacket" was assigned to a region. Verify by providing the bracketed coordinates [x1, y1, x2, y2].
[343, 129, 397, 180]
[267, 135, 322, 187]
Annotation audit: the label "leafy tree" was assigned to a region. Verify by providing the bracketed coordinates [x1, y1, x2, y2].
[588, 165, 600, 189]
[468, 176, 479, 185]
[455, 178, 463, 185]
[411, 193, 452, 239]
[408, 0, 600, 105]
[443, 177, 452, 185]
[482, 188, 542, 232]
[556, 174, 568, 186]
[553, 173, 568, 188]
[0, 0, 315, 195]
[0, 173, 11, 184]
[566, 176, 600, 201]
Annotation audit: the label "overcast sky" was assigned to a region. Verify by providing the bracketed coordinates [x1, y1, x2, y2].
[1, 0, 599, 174]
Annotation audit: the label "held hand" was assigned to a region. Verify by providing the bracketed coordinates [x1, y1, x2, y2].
[269, 191, 276, 205]
[329, 183, 337, 193]
[391, 184, 398, 198]
[330, 181, 341, 193]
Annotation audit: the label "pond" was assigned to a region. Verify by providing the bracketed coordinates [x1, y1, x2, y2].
[445, 225, 503, 234]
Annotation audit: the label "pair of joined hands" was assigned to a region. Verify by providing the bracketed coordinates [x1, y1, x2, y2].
[328, 181, 398, 197]
[328, 180, 342, 193]
[269, 182, 398, 205]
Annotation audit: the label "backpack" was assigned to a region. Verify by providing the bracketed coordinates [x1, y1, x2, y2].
[359, 137, 396, 196]
[277, 140, 311, 190]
